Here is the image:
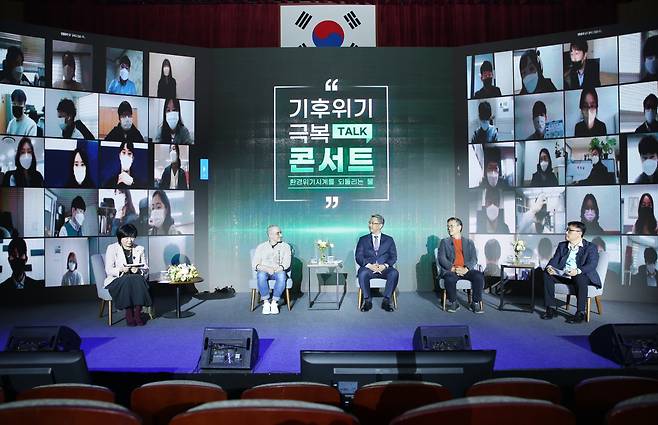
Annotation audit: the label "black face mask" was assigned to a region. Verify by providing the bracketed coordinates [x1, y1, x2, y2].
[483, 78, 493, 88]
[12, 105, 23, 119]
[639, 206, 653, 217]
[572, 59, 583, 69]
[9, 258, 26, 274]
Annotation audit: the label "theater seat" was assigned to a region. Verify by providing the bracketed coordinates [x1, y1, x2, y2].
[18, 383, 115, 402]
[606, 393, 658, 425]
[466, 377, 561, 403]
[0, 398, 139, 424]
[241, 382, 341, 406]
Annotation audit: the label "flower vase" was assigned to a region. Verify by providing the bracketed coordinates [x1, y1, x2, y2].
[514, 252, 522, 263]
[319, 250, 327, 264]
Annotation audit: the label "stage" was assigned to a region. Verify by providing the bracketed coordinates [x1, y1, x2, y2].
[2, 290, 657, 375]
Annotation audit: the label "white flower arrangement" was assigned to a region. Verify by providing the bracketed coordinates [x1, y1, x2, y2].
[167, 263, 200, 282]
[315, 239, 334, 263]
[512, 239, 526, 254]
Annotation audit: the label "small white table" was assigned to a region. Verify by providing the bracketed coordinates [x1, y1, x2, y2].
[307, 261, 346, 310]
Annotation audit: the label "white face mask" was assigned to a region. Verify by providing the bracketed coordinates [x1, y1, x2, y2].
[163, 66, 170, 76]
[63, 64, 74, 81]
[642, 158, 658, 176]
[486, 171, 498, 187]
[648, 263, 656, 274]
[120, 116, 133, 131]
[583, 209, 597, 222]
[19, 153, 32, 169]
[119, 154, 133, 171]
[166, 111, 179, 130]
[523, 72, 538, 93]
[540, 160, 549, 172]
[149, 208, 165, 228]
[170, 150, 178, 162]
[583, 108, 596, 125]
[480, 120, 490, 131]
[486, 204, 499, 221]
[533, 115, 546, 134]
[74, 211, 85, 227]
[591, 155, 600, 165]
[73, 166, 86, 184]
[58, 116, 68, 130]
[68, 261, 76, 272]
[12, 65, 23, 82]
[645, 57, 657, 75]
[119, 67, 130, 81]
[645, 109, 656, 124]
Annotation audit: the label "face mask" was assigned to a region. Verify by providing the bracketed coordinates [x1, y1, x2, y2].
[170, 150, 178, 162]
[486, 171, 498, 187]
[645, 57, 657, 75]
[68, 261, 76, 272]
[583, 108, 596, 125]
[540, 160, 549, 172]
[149, 208, 165, 228]
[63, 65, 74, 81]
[642, 158, 658, 176]
[119, 67, 130, 81]
[114, 194, 126, 215]
[73, 166, 86, 184]
[523, 72, 538, 93]
[19, 153, 32, 170]
[482, 77, 493, 88]
[163, 66, 170, 76]
[583, 209, 597, 222]
[591, 155, 600, 165]
[648, 263, 656, 274]
[166, 111, 179, 130]
[571, 59, 583, 69]
[119, 154, 133, 171]
[58, 116, 68, 130]
[533, 115, 546, 134]
[74, 211, 85, 227]
[645, 109, 656, 124]
[12, 65, 23, 82]
[486, 204, 499, 221]
[9, 258, 26, 274]
[120, 116, 133, 131]
[12, 105, 23, 119]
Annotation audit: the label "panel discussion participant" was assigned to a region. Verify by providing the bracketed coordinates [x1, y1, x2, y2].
[2, 137, 44, 187]
[437, 217, 485, 313]
[54, 51, 84, 91]
[635, 94, 658, 133]
[57, 98, 95, 140]
[104, 101, 145, 143]
[355, 214, 399, 312]
[473, 60, 501, 99]
[635, 134, 658, 183]
[519, 49, 557, 94]
[148, 190, 181, 235]
[157, 58, 177, 99]
[6, 89, 37, 136]
[564, 40, 600, 90]
[574, 87, 607, 137]
[61, 252, 84, 286]
[104, 223, 151, 326]
[0, 236, 44, 291]
[470, 101, 498, 143]
[541, 221, 600, 323]
[632, 247, 657, 287]
[104, 141, 144, 188]
[576, 146, 614, 185]
[251, 224, 291, 315]
[156, 98, 192, 144]
[107, 55, 137, 95]
[634, 193, 658, 235]
[159, 144, 188, 189]
[0, 46, 31, 85]
[531, 148, 558, 186]
[60, 195, 86, 237]
[476, 187, 511, 233]
[527, 101, 548, 140]
[66, 147, 95, 188]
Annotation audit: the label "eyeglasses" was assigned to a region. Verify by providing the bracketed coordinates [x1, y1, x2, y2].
[369, 221, 382, 225]
[566, 229, 582, 233]
[447, 224, 461, 228]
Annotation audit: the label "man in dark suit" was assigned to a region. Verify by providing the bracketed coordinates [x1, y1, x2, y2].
[541, 221, 601, 323]
[355, 214, 398, 312]
[0, 236, 45, 291]
[564, 40, 601, 90]
[631, 247, 657, 287]
[436, 217, 485, 313]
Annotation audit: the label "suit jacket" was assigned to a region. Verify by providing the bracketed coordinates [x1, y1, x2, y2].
[159, 165, 188, 189]
[0, 275, 45, 291]
[103, 242, 148, 287]
[437, 237, 478, 277]
[565, 59, 601, 90]
[355, 233, 397, 269]
[547, 240, 601, 287]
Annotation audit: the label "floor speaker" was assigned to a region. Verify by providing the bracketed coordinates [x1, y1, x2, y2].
[4, 326, 81, 352]
[589, 323, 658, 366]
[198, 327, 259, 370]
[413, 325, 471, 351]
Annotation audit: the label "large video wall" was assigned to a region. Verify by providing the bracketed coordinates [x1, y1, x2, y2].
[462, 27, 658, 301]
[0, 25, 198, 289]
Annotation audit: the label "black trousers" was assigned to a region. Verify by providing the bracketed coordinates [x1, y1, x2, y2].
[442, 270, 485, 303]
[543, 271, 595, 312]
[357, 266, 399, 299]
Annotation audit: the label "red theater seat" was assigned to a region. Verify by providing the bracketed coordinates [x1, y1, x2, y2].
[606, 393, 658, 425]
[466, 377, 561, 403]
[18, 383, 115, 402]
[0, 398, 140, 425]
[241, 381, 341, 406]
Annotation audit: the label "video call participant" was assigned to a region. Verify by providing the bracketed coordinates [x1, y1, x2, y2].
[157, 58, 177, 99]
[6, 89, 37, 136]
[107, 55, 137, 95]
[110, 188, 138, 236]
[104, 101, 145, 143]
[635, 94, 658, 133]
[104, 141, 144, 188]
[477, 187, 510, 233]
[519, 49, 557, 94]
[541, 221, 600, 324]
[576, 146, 614, 185]
[531, 148, 558, 186]
[57, 98, 94, 140]
[66, 147, 95, 188]
[527, 101, 548, 140]
[54, 52, 84, 91]
[2, 137, 44, 187]
[156, 98, 192, 144]
[104, 223, 151, 326]
[580, 193, 605, 234]
[159, 144, 188, 189]
[564, 40, 600, 90]
[478, 148, 510, 190]
[0, 236, 45, 291]
[437, 217, 485, 313]
[470, 101, 498, 143]
[61, 251, 83, 286]
[634, 193, 658, 235]
[473, 60, 501, 99]
[148, 190, 181, 235]
[0, 46, 32, 85]
[483, 238, 501, 278]
[574, 87, 607, 137]
[632, 247, 657, 287]
[517, 193, 551, 234]
[634, 135, 658, 183]
[356, 214, 399, 312]
[251, 224, 292, 315]
[60, 195, 86, 237]
[642, 35, 658, 82]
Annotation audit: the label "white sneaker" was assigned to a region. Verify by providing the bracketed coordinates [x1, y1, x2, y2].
[270, 301, 279, 315]
[262, 300, 271, 315]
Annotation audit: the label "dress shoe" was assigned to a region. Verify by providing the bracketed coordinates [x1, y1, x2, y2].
[360, 299, 373, 312]
[381, 299, 394, 312]
[540, 307, 557, 320]
[446, 300, 460, 313]
[566, 311, 586, 324]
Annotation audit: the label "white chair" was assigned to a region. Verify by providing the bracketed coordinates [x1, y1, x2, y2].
[434, 247, 482, 311]
[249, 249, 293, 311]
[554, 250, 607, 322]
[354, 260, 398, 310]
[91, 253, 114, 326]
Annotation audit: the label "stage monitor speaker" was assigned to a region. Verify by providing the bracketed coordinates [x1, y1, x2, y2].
[413, 325, 471, 351]
[198, 327, 259, 370]
[589, 323, 658, 366]
[5, 326, 81, 352]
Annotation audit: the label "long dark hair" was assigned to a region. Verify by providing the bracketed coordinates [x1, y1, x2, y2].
[13, 137, 41, 187]
[635, 193, 658, 234]
[169, 144, 181, 168]
[117, 188, 137, 220]
[67, 146, 94, 188]
[580, 193, 600, 224]
[160, 58, 173, 80]
[152, 190, 175, 233]
[536, 148, 553, 173]
[161, 98, 184, 143]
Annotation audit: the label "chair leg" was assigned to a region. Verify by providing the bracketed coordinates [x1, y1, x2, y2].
[99, 300, 106, 318]
[357, 288, 362, 311]
[250, 289, 256, 311]
[108, 300, 113, 326]
[565, 295, 571, 311]
[286, 288, 292, 311]
[586, 298, 591, 322]
[392, 290, 398, 309]
[467, 289, 472, 305]
[594, 296, 603, 315]
[442, 290, 447, 311]
[479, 301, 484, 310]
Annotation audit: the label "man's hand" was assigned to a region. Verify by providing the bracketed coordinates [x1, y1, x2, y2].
[565, 268, 578, 277]
[546, 265, 556, 275]
[455, 266, 468, 276]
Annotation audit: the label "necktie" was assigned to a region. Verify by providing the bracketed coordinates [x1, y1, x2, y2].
[374, 235, 380, 251]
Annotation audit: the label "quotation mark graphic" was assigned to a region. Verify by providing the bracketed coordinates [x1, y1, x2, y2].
[324, 79, 339, 91]
[325, 196, 339, 209]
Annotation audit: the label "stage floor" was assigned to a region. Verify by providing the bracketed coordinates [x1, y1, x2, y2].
[2, 291, 657, 374]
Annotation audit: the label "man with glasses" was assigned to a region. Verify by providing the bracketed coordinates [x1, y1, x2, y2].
[541, 221, 601, 323]
[355, 214, 398, 312]
[437, 217, 485, 313]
